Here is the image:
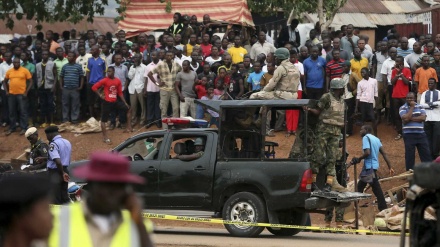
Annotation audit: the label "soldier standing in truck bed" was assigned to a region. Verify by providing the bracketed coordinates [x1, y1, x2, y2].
[303, 78, 347, 193]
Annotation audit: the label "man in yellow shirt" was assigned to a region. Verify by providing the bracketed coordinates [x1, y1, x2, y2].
[228, 36, 248, 64]
[183, 34, 199, 57]
[350, 47, 369, 79]
[3, 57, 32, 135]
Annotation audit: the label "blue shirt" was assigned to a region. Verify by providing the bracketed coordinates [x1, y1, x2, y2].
[399, 103, 426, 134]
[396, 47, 413, 58]
[109, 63, 128, 87]
[362, 134, 381, 170]
[60, 63, 83, 88]
[303, 56, 326, 89]
[47, 135, 72, 169]
[87, 56, 106, 84]
[247, 71, 265, 90]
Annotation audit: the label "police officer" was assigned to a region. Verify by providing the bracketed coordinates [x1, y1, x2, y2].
[24, 127, 49, 172]
[250, 47, 300, 100]
[176, 137, 205, 161]
[45, 126, 71, 204]
[303, 78, 347, 192]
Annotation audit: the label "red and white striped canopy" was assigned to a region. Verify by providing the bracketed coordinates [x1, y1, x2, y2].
[118, 0, 255, 36]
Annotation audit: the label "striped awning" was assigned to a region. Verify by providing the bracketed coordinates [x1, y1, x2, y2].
[118, 0, 255, 36]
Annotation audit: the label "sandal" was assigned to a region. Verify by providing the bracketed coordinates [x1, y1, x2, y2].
[103, 138, 112, 145]
[123, 128, 134, 133]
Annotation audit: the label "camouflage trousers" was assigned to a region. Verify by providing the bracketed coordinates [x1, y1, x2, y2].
[289, 125, 316, 160]
[250, 90, 298, 100]
[310, 123, 341, 177]
[325, 207, 345, 222]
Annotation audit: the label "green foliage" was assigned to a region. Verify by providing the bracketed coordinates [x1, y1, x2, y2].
[0, 0, 129, 30]
[247, 0, 345, 20]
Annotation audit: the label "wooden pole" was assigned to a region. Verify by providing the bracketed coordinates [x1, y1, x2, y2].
[354, 163, 359, 230]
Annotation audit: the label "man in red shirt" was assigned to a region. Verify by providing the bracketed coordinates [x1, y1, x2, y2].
[199, 34, 213, 59]
[92, 66, 132, 144]
[391, 56, 412, 140]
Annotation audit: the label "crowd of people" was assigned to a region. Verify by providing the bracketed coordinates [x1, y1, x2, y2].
[1, 12, 440, 218]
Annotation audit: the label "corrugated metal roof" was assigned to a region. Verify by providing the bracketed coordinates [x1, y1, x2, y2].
[338, 0, 429, 14]
[408, 4, 440, 14]
[338, 0, 390, 14]
[306, 13, 377, 29]
[381, 1, 422, 13]
[365, 13, 408, 25]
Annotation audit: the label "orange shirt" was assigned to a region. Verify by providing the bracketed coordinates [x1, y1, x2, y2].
[415, 67, 438, 94]
[49, 40, 60, 54]
[5, 67, 32, 94]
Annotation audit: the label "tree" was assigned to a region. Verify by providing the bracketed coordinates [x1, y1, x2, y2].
[0, 0, 130, 30]
[247, 0, 347, 30]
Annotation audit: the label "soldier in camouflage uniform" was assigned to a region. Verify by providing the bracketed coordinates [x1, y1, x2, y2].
[250, 47, 300, 135]
[324, 136, 348, 227]
[23, 127, 49, 172]
[303, 78, 347, 192]
[176, 137, 205, 161]
[250, 48, 300, 100]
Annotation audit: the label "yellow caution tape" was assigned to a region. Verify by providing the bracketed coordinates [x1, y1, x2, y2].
[143, 212, 409, 236]
[50, 205, 407, 236]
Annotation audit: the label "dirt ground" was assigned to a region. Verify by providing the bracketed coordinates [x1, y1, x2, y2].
[0, 121, 417, 228]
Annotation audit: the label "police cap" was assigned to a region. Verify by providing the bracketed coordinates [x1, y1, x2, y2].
[25, 127, 38, 138]
[44, 126, 59, 134]
[274, 48, 290, 60]
[330, 78, 345, 89]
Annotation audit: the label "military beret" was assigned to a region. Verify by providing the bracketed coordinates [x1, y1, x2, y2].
[44, 126, 59, 134]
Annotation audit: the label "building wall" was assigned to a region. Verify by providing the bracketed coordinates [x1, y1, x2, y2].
[359, 29, 376, 50]
[432, 8, 440, 35]
[395, 23, 425, 37]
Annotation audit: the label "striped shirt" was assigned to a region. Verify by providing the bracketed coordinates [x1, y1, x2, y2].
[415, 55, 435, 67]
[60, 63, 83, 88]
[397, 47, 413, 58]
[399, 103, 426, 134]
[325, 58, 345, 79]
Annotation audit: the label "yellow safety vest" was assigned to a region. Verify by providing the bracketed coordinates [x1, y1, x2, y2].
[49, 203, 143, 247]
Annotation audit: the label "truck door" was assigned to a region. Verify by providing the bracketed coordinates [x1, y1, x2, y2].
[116, 134, 165, 207]
[158, 132, 216, 208]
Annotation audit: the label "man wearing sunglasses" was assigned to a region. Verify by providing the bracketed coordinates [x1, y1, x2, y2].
[23, 127, 49, 172]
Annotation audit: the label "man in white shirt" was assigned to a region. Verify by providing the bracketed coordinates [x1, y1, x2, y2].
[174, 46, 191, 66]
[420, 78, 440, 159]
[250, 31, 276, 61]
[144, 51, 162, 128]
[127, 54, 147, 128]
[0, 51, 12, 126]
[356, 67, 378, 135]
[75, 46, 92, 76]
[405, 42, 424, 72]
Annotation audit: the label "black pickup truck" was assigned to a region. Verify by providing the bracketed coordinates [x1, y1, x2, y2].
[70, 99, 369, 237]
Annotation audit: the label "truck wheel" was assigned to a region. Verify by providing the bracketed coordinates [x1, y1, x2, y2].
[222, 192, 267, 237]
[267, 211, 307, 236]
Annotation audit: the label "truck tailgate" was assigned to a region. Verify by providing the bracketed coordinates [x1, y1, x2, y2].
[305, 191, 371, 210]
